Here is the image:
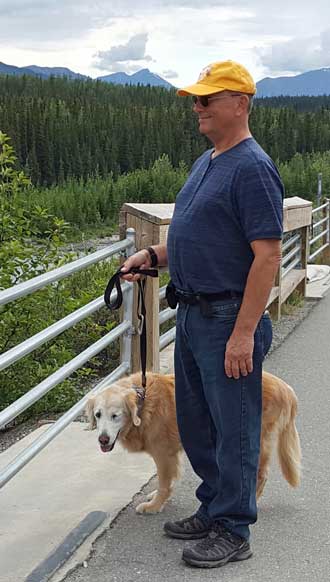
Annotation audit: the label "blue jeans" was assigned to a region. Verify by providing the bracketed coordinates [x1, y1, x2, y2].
[174, 299, 273, 540]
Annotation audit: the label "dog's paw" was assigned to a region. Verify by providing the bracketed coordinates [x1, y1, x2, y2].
[135, 501, 164, 514]
[146, 489, 157, 501]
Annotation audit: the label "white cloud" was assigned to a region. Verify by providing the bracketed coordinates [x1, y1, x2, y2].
[1, 0, 330, 84]
[162, 69, 179, 79]
[257, 29, 330, 75]
[93, 33, 152, 71]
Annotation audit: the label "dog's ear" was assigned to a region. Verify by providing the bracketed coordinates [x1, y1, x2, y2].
[85, 397, 96, 430]
[125, 390, 141, 427]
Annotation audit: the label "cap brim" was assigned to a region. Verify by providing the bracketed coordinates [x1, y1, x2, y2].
[177, 82, 227, 96]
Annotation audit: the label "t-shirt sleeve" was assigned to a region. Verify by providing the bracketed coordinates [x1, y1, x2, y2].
[233, 157, 284, 243]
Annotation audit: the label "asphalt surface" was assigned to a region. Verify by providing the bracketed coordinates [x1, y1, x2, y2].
[62, 291, 330, 582]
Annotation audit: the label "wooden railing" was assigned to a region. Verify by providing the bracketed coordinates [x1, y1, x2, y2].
[120, 196, 327, 372]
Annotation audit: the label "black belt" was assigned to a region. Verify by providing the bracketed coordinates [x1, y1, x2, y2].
[175, 289, 243, 305]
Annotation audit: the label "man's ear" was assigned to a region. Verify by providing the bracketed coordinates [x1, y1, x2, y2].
[125, 391, 141, 427]
[85, 397, 96, 430]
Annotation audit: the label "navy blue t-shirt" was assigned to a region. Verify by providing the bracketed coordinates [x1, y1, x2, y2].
[167, 138, 284, 294]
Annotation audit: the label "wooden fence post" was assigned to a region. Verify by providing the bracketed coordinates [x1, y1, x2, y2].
[268, 262, 282, 321]
[296, 224, 310, 297]
[268, 196, 312, 320]
[119, 203, 174, 373]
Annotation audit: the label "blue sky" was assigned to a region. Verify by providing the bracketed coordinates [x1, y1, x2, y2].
[0, 0, 329, 85]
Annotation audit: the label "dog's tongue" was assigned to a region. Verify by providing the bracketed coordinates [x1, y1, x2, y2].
[100, 444, 113, 453]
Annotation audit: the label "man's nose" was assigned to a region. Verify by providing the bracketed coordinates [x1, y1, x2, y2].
[193, 100, 203, 112]
[98, 434, 110, 445]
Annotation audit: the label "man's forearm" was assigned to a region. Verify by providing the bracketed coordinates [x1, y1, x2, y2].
[234, 255, 280, 335]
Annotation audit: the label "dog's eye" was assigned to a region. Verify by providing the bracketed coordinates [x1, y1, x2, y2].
[111, 414, 118, 420]
[95, 411, 101, 419]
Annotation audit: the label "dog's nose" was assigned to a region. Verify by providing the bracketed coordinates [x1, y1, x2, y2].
[98, 434, 110, 445]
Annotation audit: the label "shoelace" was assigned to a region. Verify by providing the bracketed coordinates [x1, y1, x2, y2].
[211, 522, 243, 543]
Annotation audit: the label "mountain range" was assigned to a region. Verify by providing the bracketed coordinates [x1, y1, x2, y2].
[256, 68, 330, 97]
[2, 61, 330, 96]
[97, 69, 173, 89]
[0, 61, 87, 80]
[0, 62, 173, 88]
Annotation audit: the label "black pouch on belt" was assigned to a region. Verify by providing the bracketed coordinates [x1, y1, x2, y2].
[165, 280, 178, 309]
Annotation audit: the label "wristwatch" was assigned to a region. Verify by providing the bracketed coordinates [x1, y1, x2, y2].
[145, 246, 158, 267]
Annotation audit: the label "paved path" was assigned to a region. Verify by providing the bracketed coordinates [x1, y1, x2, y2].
[0, 344, 174, 582]
[59, 290, 330, 582]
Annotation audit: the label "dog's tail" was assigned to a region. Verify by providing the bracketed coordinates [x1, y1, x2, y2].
[277, 386, 302, 488]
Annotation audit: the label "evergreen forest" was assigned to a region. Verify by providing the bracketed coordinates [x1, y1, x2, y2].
[1, 74, 330, 187]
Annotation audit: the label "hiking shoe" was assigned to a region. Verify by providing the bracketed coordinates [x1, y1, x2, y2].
[182, 522, 252, 568]
[163, 514, 211, 540]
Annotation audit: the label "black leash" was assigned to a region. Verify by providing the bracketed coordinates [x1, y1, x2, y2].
[104, 267, 158, 392]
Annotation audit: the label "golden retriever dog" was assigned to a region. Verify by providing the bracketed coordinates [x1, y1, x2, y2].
[86, 371, 301, 514]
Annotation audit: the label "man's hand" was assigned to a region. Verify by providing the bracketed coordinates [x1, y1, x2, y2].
[223, 238, 281, 379]
[224, 331, 254, 379]
[120, 250, 151, 282]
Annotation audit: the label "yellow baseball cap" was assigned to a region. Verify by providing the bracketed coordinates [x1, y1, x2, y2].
[177, 60, 256, 96]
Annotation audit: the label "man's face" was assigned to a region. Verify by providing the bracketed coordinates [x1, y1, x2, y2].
[193, 91, 246, 141]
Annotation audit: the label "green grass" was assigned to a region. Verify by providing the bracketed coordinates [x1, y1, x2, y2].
[281, 290, 305, 316]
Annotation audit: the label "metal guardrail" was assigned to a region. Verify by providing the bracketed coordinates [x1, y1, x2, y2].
[280, 199, 330, 277]
[159, 290, 176, 350]
[0, 230, 136, 489]
[0, 239, 132, 307]
[0, 229, 176, 489]
[309, 199, 330, 262]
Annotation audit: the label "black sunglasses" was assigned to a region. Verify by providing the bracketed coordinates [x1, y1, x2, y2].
[192, 94, 242, 107]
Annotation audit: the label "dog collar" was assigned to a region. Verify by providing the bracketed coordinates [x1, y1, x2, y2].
[132, 385, 146, 417]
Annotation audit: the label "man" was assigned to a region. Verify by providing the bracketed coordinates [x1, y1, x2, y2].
[121, 60, 283, 568]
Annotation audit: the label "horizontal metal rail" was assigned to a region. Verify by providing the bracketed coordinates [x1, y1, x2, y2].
[282, 256, 301, 279]
[160, 327, 176, 351]
[0, 283, 129, 372]
[312, 216, 328, 231]
[0, 362, 129, 490]
[309, 242, 330, 262]
[159, 306, 176, 325]
[0, 320, 131, 429]
[310, 228, 328, 246]
[282, 245, 301, 266]
[0, 238, 133, 307]
[312, 201, 328, 214]
[308, 199, 329, 262]
[282, 233, 300, 253]
[159, 285, 167, 300]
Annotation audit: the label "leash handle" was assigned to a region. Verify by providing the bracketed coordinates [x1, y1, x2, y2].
[104, 267, 158, 311]
[103, 266, 158, 391]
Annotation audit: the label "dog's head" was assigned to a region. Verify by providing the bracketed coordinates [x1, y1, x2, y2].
[85, 384, 141, 453]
